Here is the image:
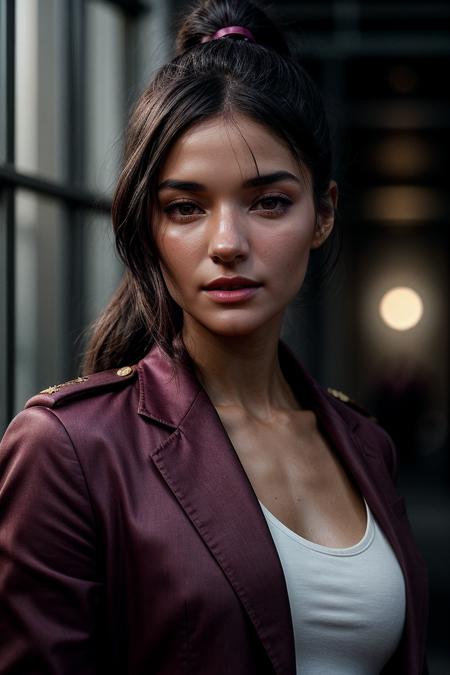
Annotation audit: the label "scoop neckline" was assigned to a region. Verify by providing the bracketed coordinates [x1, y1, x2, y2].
[258, 498, 374, 557]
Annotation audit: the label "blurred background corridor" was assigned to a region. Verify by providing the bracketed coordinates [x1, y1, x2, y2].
[0, 0, 448, 670]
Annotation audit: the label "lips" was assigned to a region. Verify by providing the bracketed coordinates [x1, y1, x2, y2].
[202, 277, 262, 304]
[203, 276, 261, 291]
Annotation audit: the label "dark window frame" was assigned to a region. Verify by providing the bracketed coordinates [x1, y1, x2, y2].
[0, 0, 150, 432]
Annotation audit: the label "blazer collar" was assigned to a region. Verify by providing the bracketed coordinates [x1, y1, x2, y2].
[137, 344, 202, 429]
[137, 340, 335, 431]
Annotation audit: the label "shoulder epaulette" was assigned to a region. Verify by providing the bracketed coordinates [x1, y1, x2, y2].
[326, 387, 377, 422]
[25, 365, 137, 409]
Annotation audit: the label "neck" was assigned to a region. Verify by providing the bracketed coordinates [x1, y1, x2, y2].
[182, 317, 299, 416]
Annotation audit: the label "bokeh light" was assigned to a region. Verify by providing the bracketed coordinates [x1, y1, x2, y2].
[379, 286, 424, 331]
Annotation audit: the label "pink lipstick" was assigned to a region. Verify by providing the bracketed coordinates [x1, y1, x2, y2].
[203, 276, 262, 304]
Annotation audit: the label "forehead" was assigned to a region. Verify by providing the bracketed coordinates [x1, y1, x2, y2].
[159, 114, 301, 180]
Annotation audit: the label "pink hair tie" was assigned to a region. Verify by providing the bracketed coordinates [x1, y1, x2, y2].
[201, 26, 256, 44]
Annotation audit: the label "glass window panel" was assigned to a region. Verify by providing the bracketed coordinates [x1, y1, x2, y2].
[82, 211, 123, 330]
[15, 0, 66, 182]
[85, 1, 126, 195]
[136, 0, 170, 88]
[0, 191, 11, 431]
[15, 190, 69, 412]
[0, 1, 10, 165]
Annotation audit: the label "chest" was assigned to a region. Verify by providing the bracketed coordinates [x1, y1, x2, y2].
[261, 500, 406, 675]
[216, 407, 367, 548]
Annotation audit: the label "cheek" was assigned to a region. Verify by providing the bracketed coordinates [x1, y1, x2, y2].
[156, 228, 203, 276]
[155, 230, 203, 307]
[261, 223, 313, 278]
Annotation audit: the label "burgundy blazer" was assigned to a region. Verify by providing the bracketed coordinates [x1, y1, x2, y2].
[0, 342, 428, 674]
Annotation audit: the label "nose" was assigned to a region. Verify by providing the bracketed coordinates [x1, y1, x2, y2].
[208, 207, 249, 264]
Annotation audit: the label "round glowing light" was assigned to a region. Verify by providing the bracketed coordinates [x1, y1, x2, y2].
[379, 287, 423, 331]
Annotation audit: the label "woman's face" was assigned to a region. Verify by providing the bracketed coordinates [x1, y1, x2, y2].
[155, 114, 336, 340]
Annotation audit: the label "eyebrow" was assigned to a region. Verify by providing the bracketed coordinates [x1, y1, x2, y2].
[157, 171, 300, 192]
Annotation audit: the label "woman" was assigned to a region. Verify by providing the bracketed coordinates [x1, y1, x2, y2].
[0, 1, 428, 673]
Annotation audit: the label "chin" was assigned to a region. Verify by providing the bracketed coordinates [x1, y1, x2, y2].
[197, 311, 282, 339]
[211, 325, 259, 338]
[182, 299, 288, 339]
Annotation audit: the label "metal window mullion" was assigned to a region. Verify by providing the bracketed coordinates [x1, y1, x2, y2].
[63, 0, 88, 377]
[0, 165, 111, 210]
[0, 0, 16, 430]
[102, 0, 149, 16]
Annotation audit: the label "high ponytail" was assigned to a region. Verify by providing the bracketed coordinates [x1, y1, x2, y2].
[175, 0, 290, 56]
[82, 0, 337, 374]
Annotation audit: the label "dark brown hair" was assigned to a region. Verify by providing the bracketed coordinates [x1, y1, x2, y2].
[82, 0, 337, 374]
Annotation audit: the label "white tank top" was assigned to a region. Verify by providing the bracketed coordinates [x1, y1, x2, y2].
[259, 498, 406, 674]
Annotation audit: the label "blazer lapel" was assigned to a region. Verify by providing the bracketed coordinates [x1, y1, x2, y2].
[138, 346, 296, 675]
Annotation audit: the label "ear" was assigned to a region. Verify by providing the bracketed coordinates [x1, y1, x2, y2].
[310, 180, 338, 250]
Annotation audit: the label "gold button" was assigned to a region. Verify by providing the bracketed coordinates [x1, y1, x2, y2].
[117, 366, 133, 377]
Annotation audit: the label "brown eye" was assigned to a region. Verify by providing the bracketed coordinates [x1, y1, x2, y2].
[260, 197, 279, 210]
[252, 195, 292, 214]
[163, 200, 204, 221]
[177, 203, 198, 216]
